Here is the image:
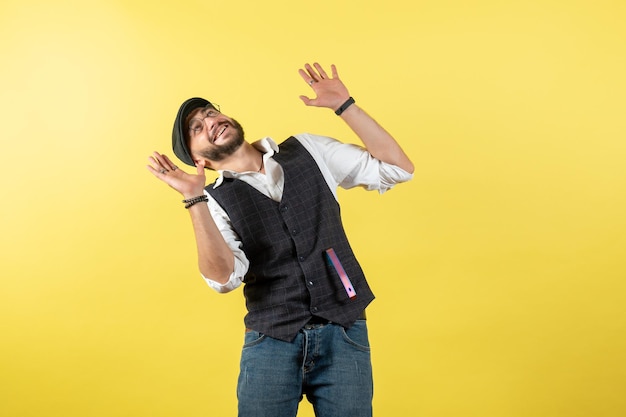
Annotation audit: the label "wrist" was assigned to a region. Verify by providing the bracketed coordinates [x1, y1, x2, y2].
[182, 194, 208, 209]
[335, 97, 355, 116]
[182, 189, 206, 200]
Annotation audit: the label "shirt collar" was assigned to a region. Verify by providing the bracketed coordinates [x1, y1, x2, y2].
[212, 137, 280, 188]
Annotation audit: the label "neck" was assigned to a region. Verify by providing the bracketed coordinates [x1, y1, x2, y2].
[208, 142, 263, 173]
[257, 155, 264, 173]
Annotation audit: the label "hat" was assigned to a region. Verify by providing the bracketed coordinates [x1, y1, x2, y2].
[172, 97, 212, 166]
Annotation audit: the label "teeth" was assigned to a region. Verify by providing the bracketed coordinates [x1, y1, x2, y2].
[215, 126, 226, 141]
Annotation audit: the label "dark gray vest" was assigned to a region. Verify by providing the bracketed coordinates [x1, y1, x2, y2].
[206, 137, 374, 341]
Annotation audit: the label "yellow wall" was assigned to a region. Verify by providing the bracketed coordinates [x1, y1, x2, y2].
[1, 0, 625, 416]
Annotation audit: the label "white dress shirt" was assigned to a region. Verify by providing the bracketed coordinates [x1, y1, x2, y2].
[201, 133, 413, 293]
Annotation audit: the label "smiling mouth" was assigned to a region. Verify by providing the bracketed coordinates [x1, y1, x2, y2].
[213, 125, 228, 143]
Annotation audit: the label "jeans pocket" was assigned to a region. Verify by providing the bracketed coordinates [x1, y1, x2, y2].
[340, 320, 370, 352]
[242, 330, 266, 349]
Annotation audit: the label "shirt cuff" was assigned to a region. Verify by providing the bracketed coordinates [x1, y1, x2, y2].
[202, 274, 241, 293]
[201, 257, 247, 293]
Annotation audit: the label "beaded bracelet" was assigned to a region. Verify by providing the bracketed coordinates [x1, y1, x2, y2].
[182, 195, 208, 209]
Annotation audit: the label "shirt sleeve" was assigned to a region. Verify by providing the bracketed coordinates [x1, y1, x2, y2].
[200, 190, 248, 293]
[294, 133, 413, 195]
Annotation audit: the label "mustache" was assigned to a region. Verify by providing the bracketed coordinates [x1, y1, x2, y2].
[198, 118, 245, 162]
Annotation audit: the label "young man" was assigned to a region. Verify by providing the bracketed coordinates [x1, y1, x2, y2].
[147, 63, 414, 417]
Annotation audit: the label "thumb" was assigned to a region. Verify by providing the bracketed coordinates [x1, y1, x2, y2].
[299, 95, 315, 106]
[195, 159, 206, 174]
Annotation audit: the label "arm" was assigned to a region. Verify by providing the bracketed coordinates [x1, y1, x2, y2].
[146, 153, 234, 284]
[298, 63, 414, 174]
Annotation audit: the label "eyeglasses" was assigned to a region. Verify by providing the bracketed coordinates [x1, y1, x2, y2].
[188, 104, 221, 136]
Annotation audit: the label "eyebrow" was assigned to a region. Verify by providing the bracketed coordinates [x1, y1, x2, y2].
[197, 105, 218, 119]
[186, 107, 206, 126]
[186, 105, 219, 132]
[203, 104, 218, 114]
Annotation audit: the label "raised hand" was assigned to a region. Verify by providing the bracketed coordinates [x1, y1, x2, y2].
[147, 152, 207, 199]
[298, 63, 351, 111]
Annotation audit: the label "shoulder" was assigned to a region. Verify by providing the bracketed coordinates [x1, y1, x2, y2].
[293, 132, 340, 147]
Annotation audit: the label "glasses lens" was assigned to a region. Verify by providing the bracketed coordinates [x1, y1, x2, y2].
[189, 119, 203, 133]
[188, 104, 220, 134]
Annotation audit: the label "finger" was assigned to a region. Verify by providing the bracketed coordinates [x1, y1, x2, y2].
[146, 164, 158, 175]
[298, 68, 315, 85]
[313, 62, 329, 79]
[304, 63, 318, 81]
[331, 64, 339, 79]
[195, 159, 206, 175]
[151, 151, 168, 167]
[148, 155, 163, 170]
[299, 95, 317, 107]
[147, 161, 167, 178]
[152, 152, 174, 173]
[150, 153, 173, 176]
[161, 154, 179, 171]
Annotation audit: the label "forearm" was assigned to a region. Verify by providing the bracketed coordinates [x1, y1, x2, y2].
[339, 103, 414, 174]
[186, 200, 235, 284]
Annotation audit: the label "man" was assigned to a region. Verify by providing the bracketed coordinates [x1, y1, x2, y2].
[147, 63, 414, 417]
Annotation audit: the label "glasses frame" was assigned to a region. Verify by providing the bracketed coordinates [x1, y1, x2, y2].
[188, 104, 221, 137]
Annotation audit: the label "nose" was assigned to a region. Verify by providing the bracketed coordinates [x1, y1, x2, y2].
[198, 117, 217, 142]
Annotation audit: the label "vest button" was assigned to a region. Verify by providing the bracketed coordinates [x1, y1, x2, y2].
[299, 256, 305, 262]
[308, 280, 314, 286]
[311, 307, 318, 313]
[291, 229, 298, 236]
[280, 205, 288, 212]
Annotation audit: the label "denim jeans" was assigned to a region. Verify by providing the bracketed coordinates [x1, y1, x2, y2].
[237, 320, 373, 417]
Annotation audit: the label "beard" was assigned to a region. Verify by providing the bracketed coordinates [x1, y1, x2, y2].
[197, 118, 245, 162]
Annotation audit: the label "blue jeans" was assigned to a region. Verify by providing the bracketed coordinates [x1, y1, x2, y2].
[237, 320, 373, 417]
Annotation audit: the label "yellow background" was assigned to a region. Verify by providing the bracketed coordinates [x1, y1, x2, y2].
[1, 0, 625, 416]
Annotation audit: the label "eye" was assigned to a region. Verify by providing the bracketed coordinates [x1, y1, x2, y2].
[189, 120, 203, 132]
[206, 110, 218, 117]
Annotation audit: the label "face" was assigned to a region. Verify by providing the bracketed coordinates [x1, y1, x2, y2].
[185, 105, 245, 163]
